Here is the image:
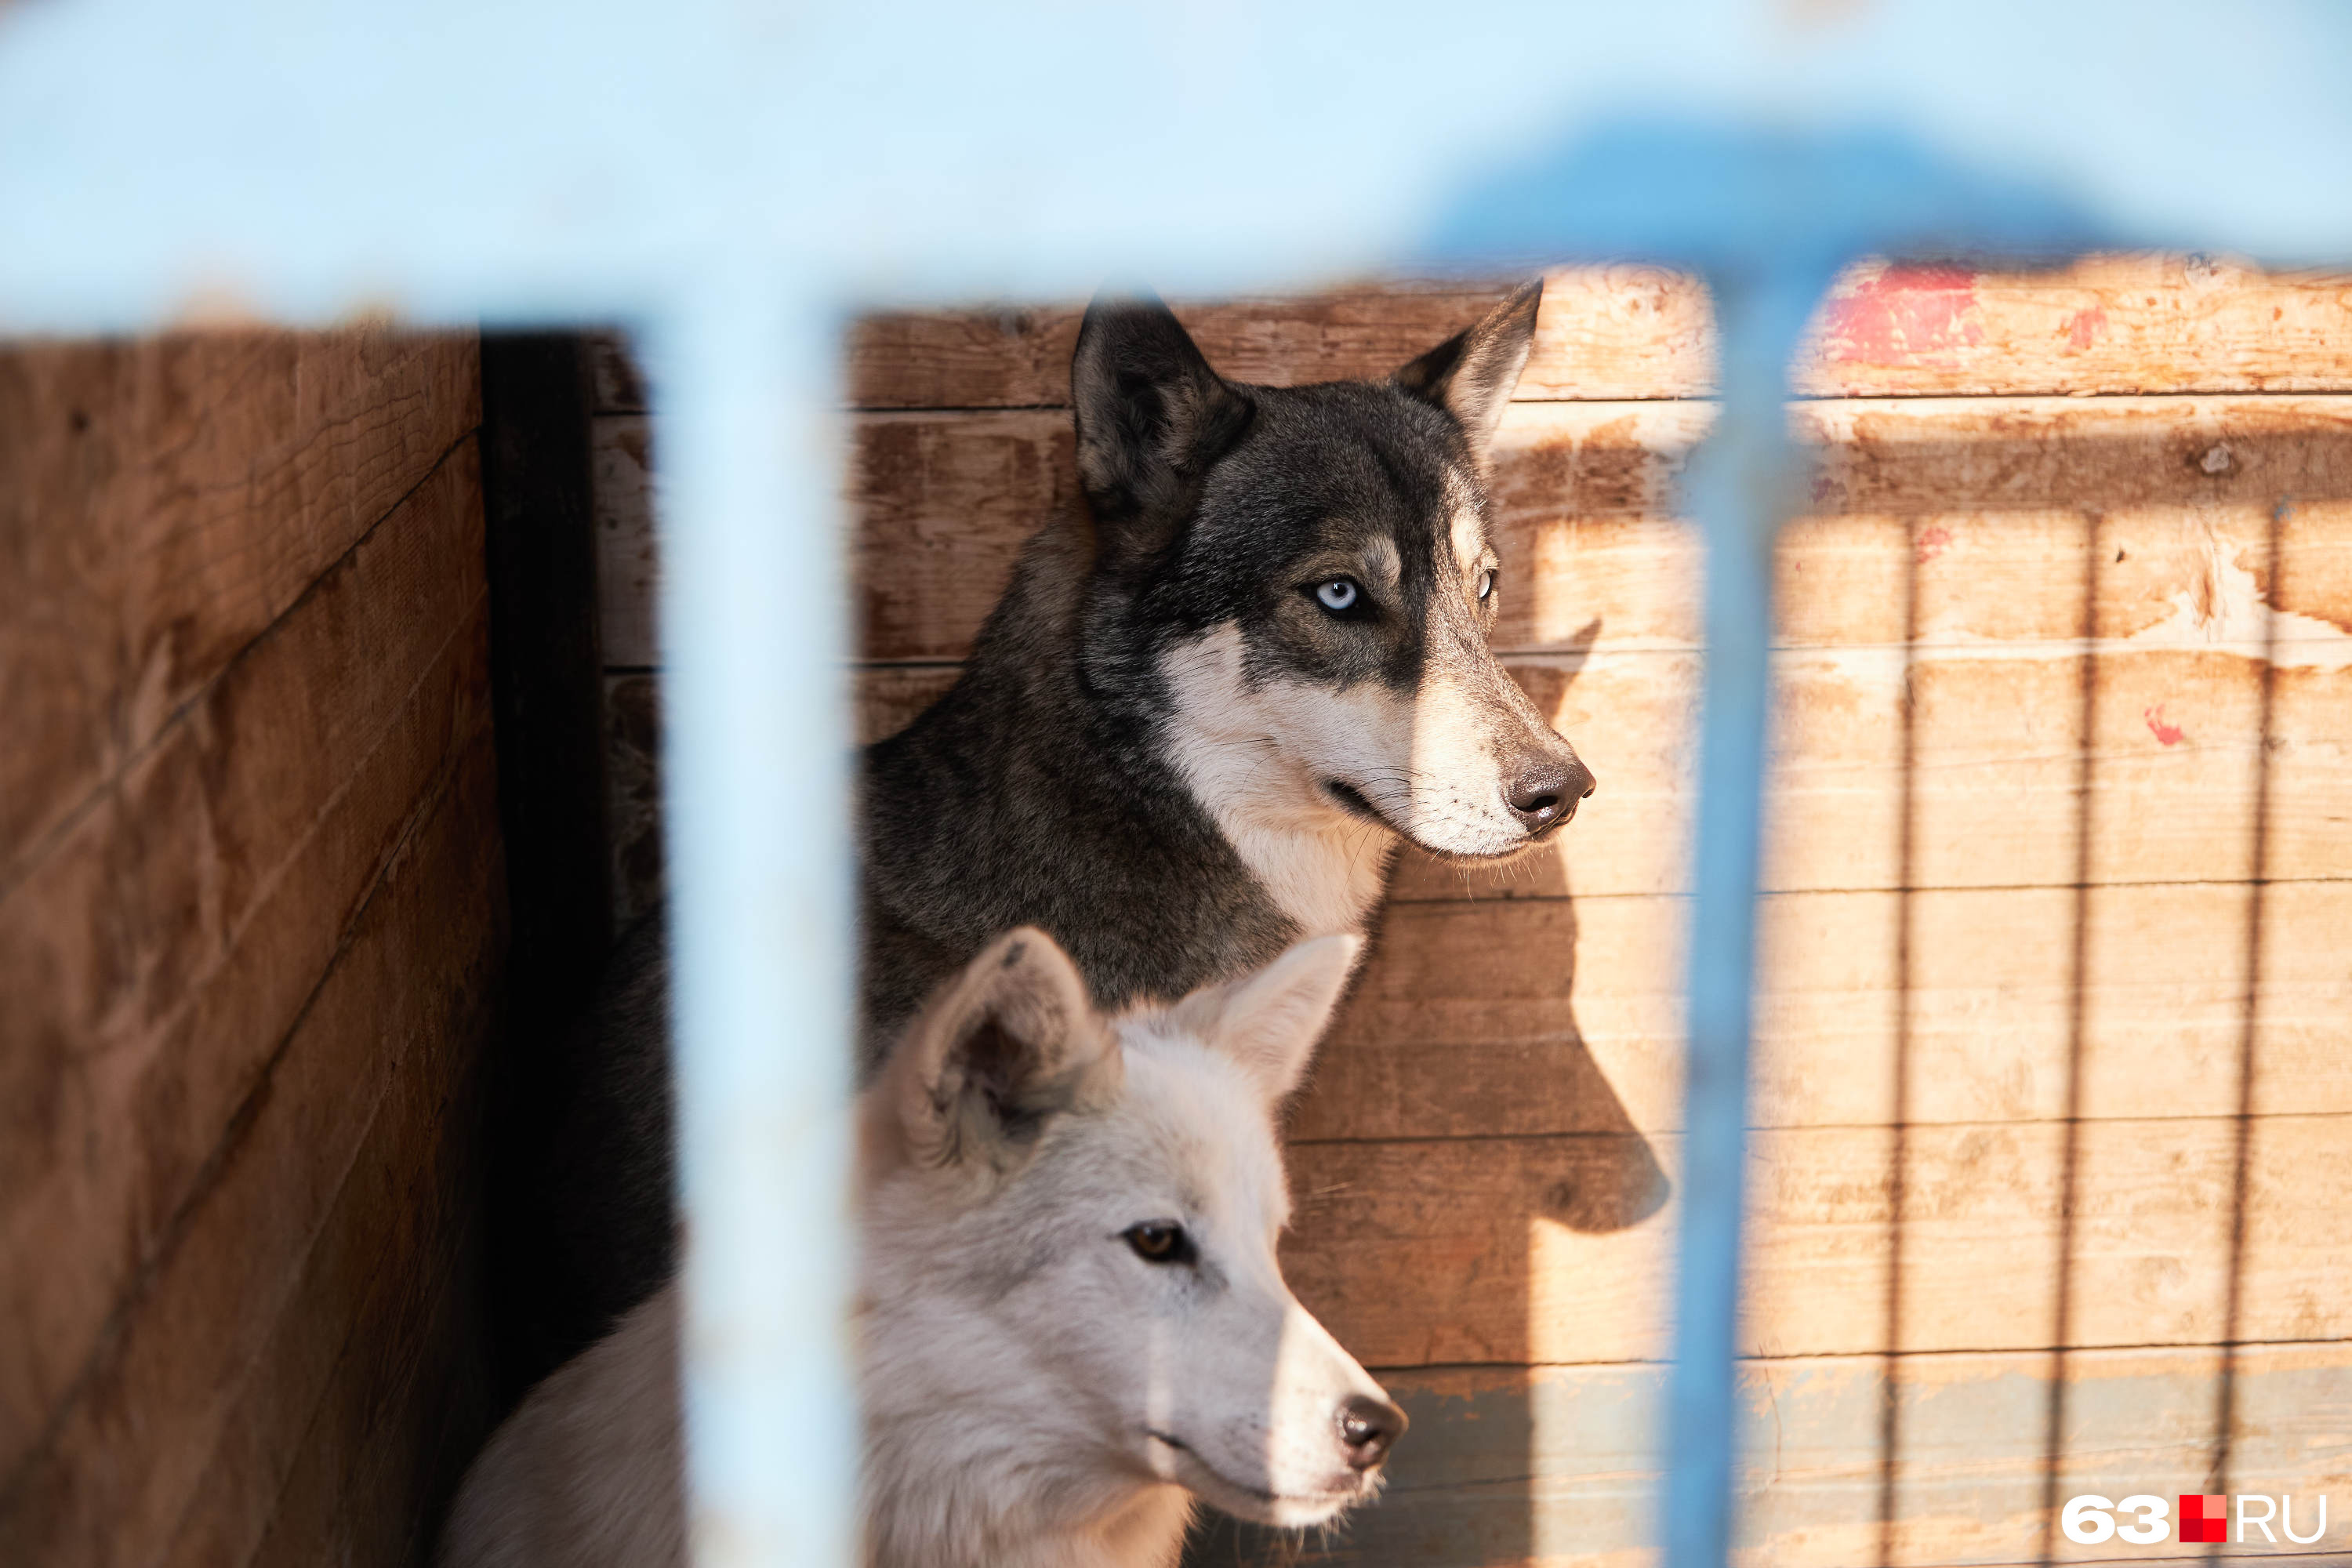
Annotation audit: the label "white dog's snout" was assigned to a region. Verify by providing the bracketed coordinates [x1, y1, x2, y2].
[1268, 1301, 1402, 1475]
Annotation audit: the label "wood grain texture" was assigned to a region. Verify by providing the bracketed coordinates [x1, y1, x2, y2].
[1412, 643, 2352, 899]
[1293, 880, 2352, 1141]
[1494, 395, 2352, 652]
[1200, 1344, 2352, 1567]
[162, 743, 499, 1568]
[577, 285, 2352, 1568]
[586, 258, 2352, 413]
[0, 441, 491, 1488]
[1281, 1114, 2352, 1371]
[588, 395, 2352, 667]
[1798, 256, 2352, 399]
[0, 731, 503, 1567]
[171, 775, 496, 1568]
[604, 640, 2352, 912]
[0, 443, 491, 1464]
[0, 329, 480, 889]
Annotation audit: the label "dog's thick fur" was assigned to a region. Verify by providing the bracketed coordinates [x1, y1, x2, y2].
[528, 281, 1594, 1365]
[447, 930, 1401, 1568]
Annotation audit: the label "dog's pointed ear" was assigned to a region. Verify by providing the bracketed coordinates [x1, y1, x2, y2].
[1393, 278, 1543, 460]
[889, 928, 1120, 1174]
[1171, 935, 1362, 1105]
[1070, 292, 1252, 550]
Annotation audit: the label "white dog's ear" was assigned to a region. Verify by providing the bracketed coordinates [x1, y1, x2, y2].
[890, 927, 1120, 1174]
[1173, 935, 1362, 1105]
[1392, 278, 1542, 461]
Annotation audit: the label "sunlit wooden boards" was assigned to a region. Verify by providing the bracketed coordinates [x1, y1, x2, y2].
[586, 255, 2352, 411]
[0, 330, 497, 1568]
[1199, 1345, 2352, 1568]
[593, 393, 2352, 897]
[1282, 1113, 2351, 1369]
[591, 391, 2352, 665]
[1297, 880, 2352, 1139]
[582, 260, 2352, 1567]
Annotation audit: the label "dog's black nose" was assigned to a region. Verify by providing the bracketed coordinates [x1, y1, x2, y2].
[1505, 756, 1595, 833]
[1338, 1395, 1406, 1471]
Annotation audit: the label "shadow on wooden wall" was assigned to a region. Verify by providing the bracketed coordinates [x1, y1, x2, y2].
[579, 258, 2352, 1566]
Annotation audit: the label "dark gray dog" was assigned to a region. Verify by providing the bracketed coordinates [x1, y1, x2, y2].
[531, 281, 1595, 1362]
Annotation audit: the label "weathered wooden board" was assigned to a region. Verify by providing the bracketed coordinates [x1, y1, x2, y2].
[1293, 880, 2352, 1141]
[1203, 1344, 2352, 1567]
[0, 732, 503, 1566]
[158, 748, 496, 1568]
[579, 281, 2352, 1568]
[0, 330, 480, 887]
[612, 654, 2352, 1121]
[1417, 643, 2352, 899]
[1279, 1113, 2351, 1371]
[588, 396, 2352, 667]
[1799, 256, 2352, 399]
[0, 441, 491, 1474]
[590, 407, 1069, 668]
[1495, 396, 2352, 653]
[589, 272, 1693, 412]
[238, 1228, 488, 1568]
[588, 259, 2352, 413]
[608, 646, 2352, 921]
[599, 642, 2352, 911]
[165, 760, 496, 1568]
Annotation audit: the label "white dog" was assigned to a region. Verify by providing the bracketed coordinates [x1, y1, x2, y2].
[441, 927, 1403, 1568]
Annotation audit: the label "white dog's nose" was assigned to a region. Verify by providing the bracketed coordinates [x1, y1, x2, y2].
[1337, 1393, 1406, 1472]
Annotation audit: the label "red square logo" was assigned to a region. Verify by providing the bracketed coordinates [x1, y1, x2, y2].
[2179, 1494, 2228, 1543]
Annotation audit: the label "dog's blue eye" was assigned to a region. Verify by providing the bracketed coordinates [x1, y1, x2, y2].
[1315, 579, 1359, 613]
[1477, 570, 1496, 601]
[1123, 1221, 1196, 1265]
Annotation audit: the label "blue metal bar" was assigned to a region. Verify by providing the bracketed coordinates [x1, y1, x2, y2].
[9, 13, 2346, 1568]
[647, 280, 861, 1568]
[1660, 266, 1828, 1568]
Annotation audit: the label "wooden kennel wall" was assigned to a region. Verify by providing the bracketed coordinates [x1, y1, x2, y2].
[5, 261, 2347, 1567]
[0, 331, 503, 1565]
[593, 259, 2352, 1566]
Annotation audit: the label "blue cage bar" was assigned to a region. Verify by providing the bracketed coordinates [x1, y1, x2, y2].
[5, 3, 2350, 1563]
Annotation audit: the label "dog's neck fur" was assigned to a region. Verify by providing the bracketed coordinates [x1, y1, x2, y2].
[862, 1387, 1194, 1568]
[438, 1282, 1196, 1568]
[1154, 622, 1398, 939]
[858, 518, 1366, 1051]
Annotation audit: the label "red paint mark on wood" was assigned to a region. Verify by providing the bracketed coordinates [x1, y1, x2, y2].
[2143, 703, 2187, 746]
[1914, 525, 1954, 564]
[2063, 304, 2108, 352]
[1820, 266, 1984, 365]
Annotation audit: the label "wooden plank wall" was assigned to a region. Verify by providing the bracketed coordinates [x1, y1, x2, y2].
[585, 254, 2352, 1566]
[0, 329, 503, 1566]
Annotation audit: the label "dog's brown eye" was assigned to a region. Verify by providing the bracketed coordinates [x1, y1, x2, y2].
[1123, 1221, 1195, 1265]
